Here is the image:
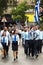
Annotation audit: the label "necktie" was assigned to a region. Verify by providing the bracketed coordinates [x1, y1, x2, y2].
[14, 35, 16, 42]
[33, 31, 36, 39]
[3, 37, 5, 43]
[28, 32, 30, 39]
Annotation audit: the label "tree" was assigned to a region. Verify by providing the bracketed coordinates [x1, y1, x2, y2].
[41, 0, 43, 4]
[0, 0, 8, 15]
[11, 1, 29, 23]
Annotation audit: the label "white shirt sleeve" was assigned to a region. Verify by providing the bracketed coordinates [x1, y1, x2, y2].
[5, 37, 8, 45]
[18, 30, 22, 34]
[17, 35, 19, 45]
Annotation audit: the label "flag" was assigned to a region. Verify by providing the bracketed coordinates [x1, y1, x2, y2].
[34, 0, 40, 25]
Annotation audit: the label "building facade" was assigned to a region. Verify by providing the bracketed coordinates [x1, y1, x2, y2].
[7, 0, 35, 6]
[4, 0, 35, 14]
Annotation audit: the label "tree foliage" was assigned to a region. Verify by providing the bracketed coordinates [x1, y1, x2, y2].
[0, 0, 8, 15]
[41, 0, 43, 4]
[11, 1, 29, 23]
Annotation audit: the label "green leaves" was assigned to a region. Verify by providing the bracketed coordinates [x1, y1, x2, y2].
[0, 0, 8, 15]
[11, 1, 29, 23]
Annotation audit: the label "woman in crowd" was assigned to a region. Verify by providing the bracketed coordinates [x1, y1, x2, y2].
[12, 29, 19, 61]
[1, 32, 8, 59]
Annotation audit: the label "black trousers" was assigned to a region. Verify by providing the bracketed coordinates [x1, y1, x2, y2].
[6, 41, 10, 55]
[38, 40, 42, 53]
[34, 40, 39, 56]
[24, 40, 29, 55]
[28, 40, 32, 56]
[31, 40, 35, 57]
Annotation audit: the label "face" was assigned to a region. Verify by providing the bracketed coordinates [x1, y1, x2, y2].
[2, 32, 6, 36]
[40, 7, 43, 13]
[4, 27, 7, 31]
[33, 26, 36, 31]
[28, 27, 30, 31]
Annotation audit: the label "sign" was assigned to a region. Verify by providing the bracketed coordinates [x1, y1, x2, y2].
[25, 13, 34, 22]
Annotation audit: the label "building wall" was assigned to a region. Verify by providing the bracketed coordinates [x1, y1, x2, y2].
[6, 0, 35, 14]
[7, 0, 35, 6]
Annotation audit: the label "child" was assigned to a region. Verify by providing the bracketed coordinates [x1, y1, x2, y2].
[1, 32, 8, 59]
[12, 30, 19, 61]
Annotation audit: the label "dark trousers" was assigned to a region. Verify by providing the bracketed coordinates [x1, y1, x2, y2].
[38, 40, 42, 53]
[6, 41, 10, 55]
[34, 40, 39, 56]
[22, 38, 25, 47]
[28, 40, 32, 56]
[31, 40, 34, 57]
[6, 46, 9, 55]
[24, 40, 29, 55]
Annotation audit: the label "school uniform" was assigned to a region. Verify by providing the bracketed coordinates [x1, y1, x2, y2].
[3, 31, 10, 55]
[28, 31, 32, 56]
[12, 34, 19, 51]
[30, 30, 37, 57]
[42, 31, 43, 45]
[1, 36, 8, 51]
[35, 29, 40, 54]
[5, 31, 10, 46]
[21, 31, 25, 47]
[1, 30, 4, 36]
[39, 31, 43, 53]
[18, 30, 25, 46]
[0, 32, 1, 43]
[24, 31, 29, 55]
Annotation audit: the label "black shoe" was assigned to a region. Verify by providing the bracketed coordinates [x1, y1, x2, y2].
[16, 56, 18, 59]
[2, 57, 5, 59]
[6, 52, 8, 56]
[14, 58, 16, 61]
[36, 55, 38, 58]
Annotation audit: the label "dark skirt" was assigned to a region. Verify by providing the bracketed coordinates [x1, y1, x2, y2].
[12, 41, 18, 51]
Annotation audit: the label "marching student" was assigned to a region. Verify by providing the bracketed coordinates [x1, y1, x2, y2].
[39, 29, 43, 53]
[29, 26, 35, 57]
[1, 32, 8, 59]
[30, 25, 38, 58]
[34, 25, 41, 59]
[24, 27, 29, 56]
[18, 26, 25, 46]
[21, 28, 25, 47]
[27, 27, 32, 56]
[35, 25, 40, 54]
[12, 29, 19, 61]
[1, 26, 10, 56]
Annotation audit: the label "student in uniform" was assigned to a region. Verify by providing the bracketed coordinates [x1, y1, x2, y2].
[30, 25, 38, 57]
[35, 25, 40, 54]
[34, 25, 42, 59]
[21, 28, 25, 47]
[1, 32, 8, 59]
[39, 29, 43, 53]
[29, 26, 35, 57]
[4, 27, 10, 56]
[12, 30, 19, 61]
[18, 26, 25, 47]
[1, 26, 10, 56]
[28, 27, 31, 56]
[24, 27, 29, 56]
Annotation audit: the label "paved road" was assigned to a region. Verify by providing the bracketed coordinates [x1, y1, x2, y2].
[0, 44, 43, 65]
